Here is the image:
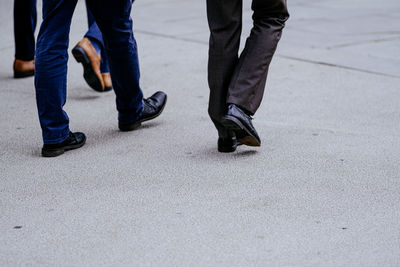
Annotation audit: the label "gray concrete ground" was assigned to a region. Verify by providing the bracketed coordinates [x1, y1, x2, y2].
[1, 0, 399, 266]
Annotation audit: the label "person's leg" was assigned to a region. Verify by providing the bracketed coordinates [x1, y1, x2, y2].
[71, 3, 111, 92]
[71, 5, 111, 92]
[226, 0, 289, 114]
[206, 0, 242, 152]
[85, 0, 144, 125]
[85, 24, 110, 73]
[13, 0, 37, 78]
[35, 0, 78, 144]
[206, 0, 242, 124]
[220, 0, 289, 147]
[14, 0, 37, 61]
[85, 8, 109, 74]
[86, 5, 95, 27]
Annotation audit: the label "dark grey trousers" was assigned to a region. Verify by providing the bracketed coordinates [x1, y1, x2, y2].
[207, 0, 289, 128]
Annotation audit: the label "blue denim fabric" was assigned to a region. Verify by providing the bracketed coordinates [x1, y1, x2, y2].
[14, 0, 37, 60]
[35, 0, 144, 144]
[85, 8, 109, 73]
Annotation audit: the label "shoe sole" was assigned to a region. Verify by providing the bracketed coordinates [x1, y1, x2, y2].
[119, 95, 167, 132]
[14, 71, 34, 79]
[42, 136, 87, 157]
[221, 115, 261, 147]
[218, 145, 237, 153]
[72, 46, 106, 93]
[119, 121, 141, 132]
[218, 140, 243, 153]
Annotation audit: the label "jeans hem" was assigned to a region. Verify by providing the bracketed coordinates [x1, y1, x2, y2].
[43, 129, 70, 145]
[118, 104, 144, 125]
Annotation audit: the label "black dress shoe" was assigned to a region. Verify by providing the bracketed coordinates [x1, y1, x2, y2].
[218, 129, 240, 153]
[218, 136, 238, 153]
[119, 91, 167, 131]
[42, 132, 86, 157]
[221, 104, 261, 147]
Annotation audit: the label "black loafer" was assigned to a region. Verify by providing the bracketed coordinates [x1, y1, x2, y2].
[119, 91, 167, 131]
[42, 132, 86, 157]
[221, 104, 261, 147]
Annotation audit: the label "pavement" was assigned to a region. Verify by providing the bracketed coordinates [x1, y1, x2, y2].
[1, 0, 399, 266]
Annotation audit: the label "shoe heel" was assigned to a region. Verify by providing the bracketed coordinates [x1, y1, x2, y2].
[72, 46, 104, 92]
[72, 46, 90, 64]
[14, 71, 34, 78]
[119, 122, 142, 132]
[42, 148, 65, 157]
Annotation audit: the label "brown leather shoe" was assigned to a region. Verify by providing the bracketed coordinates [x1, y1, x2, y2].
[13, 59, 35, 78]
[101, 73, 113, 92]
[72, 38, 106, 92]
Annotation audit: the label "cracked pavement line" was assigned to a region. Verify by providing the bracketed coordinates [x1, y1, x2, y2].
[135, 29, 400, 79]
[327, 36, 400, 49]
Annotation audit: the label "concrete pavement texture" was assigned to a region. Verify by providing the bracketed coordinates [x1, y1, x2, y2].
[1, 0, 400, 266]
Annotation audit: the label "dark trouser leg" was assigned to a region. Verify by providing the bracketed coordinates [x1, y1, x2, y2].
[35, 0, 78, 144]
[85, 0, 143, 125]
[85, 6, 109, 73]
[206, 0, 242, 130]
[227, 0, 289, 115]
[14, 0, 37, 60]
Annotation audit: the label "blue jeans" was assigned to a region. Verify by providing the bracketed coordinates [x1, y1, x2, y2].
[35, 0, 144, 144]
[13, 0, 105, 64]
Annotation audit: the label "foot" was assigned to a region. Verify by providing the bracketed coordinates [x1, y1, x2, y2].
[72, 38, 110, 92]
[13, 59, 35, 78]
[119, 91, 167, 131]
[42, 132, 86, 157]
[218, 129, 240, 153]
[221, 104, 261, 147]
